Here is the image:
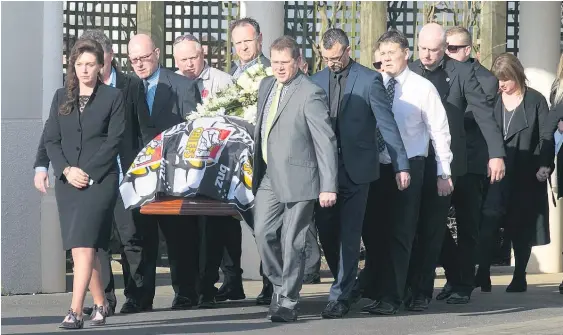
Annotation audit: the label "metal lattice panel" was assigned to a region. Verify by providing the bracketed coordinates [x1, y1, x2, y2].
[506, 1, 519, 56]
[163, 2, 239, 72]
[387, 1, 420, 53]
[284, 1, 361, 74]
[63, 1, 137, 72]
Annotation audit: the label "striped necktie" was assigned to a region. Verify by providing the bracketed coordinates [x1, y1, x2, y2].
[377, 77, 396, 152]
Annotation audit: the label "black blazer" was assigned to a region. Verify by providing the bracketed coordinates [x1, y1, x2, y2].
[138, 67, 202, 144]
[35, 70, 148, 172]
[44, 82, 125, 182]
[465, 59, 500, 175]
[312, 62, 410, 184]
[409, 56, 505, 177]
[229, 54, 270, 76]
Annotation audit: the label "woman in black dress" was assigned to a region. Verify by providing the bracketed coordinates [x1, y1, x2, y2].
[44, 38, 125, 329]
[475, 53, 554, 293]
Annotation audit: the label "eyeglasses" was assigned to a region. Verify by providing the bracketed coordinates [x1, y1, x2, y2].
[322, 50, 346, 65]
[446, 45, 468, 53]
[173, 34, 200, 46]
[373, 61, 382, 70]
[129, 49, 156, 65]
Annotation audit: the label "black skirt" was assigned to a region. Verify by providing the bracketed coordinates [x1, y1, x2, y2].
[55, 173, 118, 250]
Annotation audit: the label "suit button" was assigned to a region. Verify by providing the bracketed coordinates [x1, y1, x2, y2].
[76, 147, 80, 151]
[77, 128, 81, 132]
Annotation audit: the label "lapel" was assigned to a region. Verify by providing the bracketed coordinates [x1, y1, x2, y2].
[271, 73, 302, 129]
[442, 57, 458, 94]
[115, 69, 127, 91]
[255, 77, 276, 141]
[151, 68, 173, 120]
[315, 68, 330, 96]
[342, 62, 359, 111]
[495, 94, 529, 141]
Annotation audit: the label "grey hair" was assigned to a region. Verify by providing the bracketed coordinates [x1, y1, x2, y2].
[173, 34, 203, 52]
[80, 29, 112, 53]
[322, 28, 349, 50]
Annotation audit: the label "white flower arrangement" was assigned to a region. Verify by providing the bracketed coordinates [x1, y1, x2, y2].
[187, 61, 273, 125]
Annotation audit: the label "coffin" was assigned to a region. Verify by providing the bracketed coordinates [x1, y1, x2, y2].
[140, 195, 240, 217]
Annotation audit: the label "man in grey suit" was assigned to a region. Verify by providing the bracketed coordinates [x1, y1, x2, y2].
[253, 36, 338, 323]
[312, 28, 410, 319]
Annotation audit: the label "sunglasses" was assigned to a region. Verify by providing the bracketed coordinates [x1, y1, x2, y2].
[447, 45, 468, 53]
[373, 61, 382, 70]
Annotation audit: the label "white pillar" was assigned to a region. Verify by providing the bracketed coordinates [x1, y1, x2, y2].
[237, 1, 285, 280]
[1, 1, 65, 294]
[518, 1, 563, 274]
[239, 1, 285, 58]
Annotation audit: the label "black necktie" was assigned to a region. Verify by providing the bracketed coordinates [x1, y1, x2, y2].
[330, 73, 342, 128]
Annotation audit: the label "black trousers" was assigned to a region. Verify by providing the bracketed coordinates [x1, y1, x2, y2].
[317, 158, 370, 301]
[139, 214, 199, 304]
[408, 157, 454, 300]
[379, 157, 426, 307]
[200, 215, 244, 296]
[440, 173, 486, 295]
[98, 195, 144, 307]
[361, 163, 396, 300]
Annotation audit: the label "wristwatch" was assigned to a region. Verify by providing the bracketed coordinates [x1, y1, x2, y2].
[440, 174, 451, 180]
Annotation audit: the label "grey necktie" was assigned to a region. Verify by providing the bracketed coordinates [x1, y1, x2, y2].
[377, 77, 396, 153]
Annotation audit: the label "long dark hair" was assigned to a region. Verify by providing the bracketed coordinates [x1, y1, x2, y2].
[60, 38, 104, 115]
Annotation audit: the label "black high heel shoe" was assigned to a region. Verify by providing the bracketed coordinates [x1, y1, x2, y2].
[59, 309, 84, 329]
[89, 304, 107, 326]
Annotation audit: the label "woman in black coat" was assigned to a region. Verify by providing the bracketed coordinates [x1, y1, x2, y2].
[44, 38, 125, 329]
[475, 53, 554, 293]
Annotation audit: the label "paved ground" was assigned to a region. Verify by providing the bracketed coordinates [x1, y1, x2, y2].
[3, 272, 563, 335]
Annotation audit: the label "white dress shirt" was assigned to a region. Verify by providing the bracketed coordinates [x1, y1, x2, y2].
[380, 67, 453, 176]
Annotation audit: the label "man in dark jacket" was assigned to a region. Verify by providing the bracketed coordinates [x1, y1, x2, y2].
[406, 23, 505, 309]
[433, 26, 500, 302]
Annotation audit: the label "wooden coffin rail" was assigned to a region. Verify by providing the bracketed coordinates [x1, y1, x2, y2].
[140, 195, 240, 216]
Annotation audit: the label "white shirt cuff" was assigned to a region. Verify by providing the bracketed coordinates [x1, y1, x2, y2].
[436, 162, 451, 177]
[35, 167, 48, 173]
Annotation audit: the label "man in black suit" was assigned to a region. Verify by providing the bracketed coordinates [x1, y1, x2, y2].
[212, 17, 273, 307]
[312, 28, 410, 319]
[128, 33, 202, 310]
[435, 26, 500, 302]
[33, 30, 148, 315]
[406, 23, 505, 310]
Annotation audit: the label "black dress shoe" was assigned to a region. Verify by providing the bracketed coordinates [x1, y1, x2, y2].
[271, 306, 297, 322]
[140, 303, 153, 312]
[446, 293, 470, 304]
[198, 294, 217, 309]
[360, 300, 379, 313]
[171, 296, 194, 310]
[120, 299, 141, 314]
[256, 282, 273, 305]
[435, 282, 453, 301]
[215, 282, 246, 302]
[367, 301, 398, 315]
[321, 300, 350, 319]
[408, 294, 430, 312]
[506, 275, 527, 293]
[559, 281, 563, 294]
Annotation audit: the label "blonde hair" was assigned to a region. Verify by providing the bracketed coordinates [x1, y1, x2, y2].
[551, 53, 563, 105]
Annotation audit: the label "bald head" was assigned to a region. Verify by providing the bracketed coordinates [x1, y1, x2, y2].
[128, 34, 160, 79]
[417, 23, 446, 69]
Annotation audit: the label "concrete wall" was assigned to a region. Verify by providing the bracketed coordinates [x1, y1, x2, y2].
[1, 1, 65, 294]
